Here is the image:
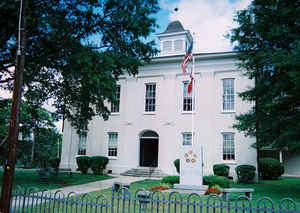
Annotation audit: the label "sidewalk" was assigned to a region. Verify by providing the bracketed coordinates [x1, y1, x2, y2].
[48, 175, 147, 195]
[11, 176, 150, 209]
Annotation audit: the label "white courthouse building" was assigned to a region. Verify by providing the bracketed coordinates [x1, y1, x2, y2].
[60, 21, 258, 178]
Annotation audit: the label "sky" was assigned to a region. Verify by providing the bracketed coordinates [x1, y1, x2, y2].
[154, 0, 251, 53]
[0, 0, 252, 132]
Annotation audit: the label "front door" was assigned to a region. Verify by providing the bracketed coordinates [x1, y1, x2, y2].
[139, 138, 158, 167]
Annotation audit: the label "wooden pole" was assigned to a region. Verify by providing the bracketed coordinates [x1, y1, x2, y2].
[0, 0, 27, 211]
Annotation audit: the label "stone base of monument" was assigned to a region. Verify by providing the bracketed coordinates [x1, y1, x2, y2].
[173, 184, 208, 191]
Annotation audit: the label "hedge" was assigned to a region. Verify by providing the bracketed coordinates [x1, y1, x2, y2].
[174, 159, 180, 174]
[213, 164, 230, 177]
[76, 156, 91, 174]
[235, 164, 256, 183]
[161, 176, 179, 186]
[90, 156, 109, 175]
[203, 175, 230, 188]
[259, 157, 284, 180]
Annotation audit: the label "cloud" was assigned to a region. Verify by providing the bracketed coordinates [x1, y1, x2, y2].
[161, 0, 251, 53]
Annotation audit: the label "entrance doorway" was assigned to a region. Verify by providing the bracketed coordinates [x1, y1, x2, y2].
[139, 130, 159, 167]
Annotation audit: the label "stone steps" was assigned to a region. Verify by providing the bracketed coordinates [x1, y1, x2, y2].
[121, 168, 167, 178]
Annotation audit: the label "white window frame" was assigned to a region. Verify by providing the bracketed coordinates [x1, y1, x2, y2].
[182, 132, 192, 146]
[174, 39, 183, 51]
[162, 40, 172, 52]
[222, 132, 235, 161]
[111, 85, 120, 114]
[108, 132, 118, 157]
[78, 134, 87, 155]
[183, 81, 193, 112]
[222, 78, 235, 112]
[145, 83, 156, 113]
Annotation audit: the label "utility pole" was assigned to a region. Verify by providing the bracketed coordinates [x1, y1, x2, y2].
[0, 0, 28, 212]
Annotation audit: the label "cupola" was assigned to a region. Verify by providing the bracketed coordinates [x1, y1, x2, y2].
[157, 21, 192, 56]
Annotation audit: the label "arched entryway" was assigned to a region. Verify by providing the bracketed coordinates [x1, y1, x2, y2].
[139, 130, 159, 167]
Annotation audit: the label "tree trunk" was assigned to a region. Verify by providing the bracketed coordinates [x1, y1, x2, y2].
[0, 0, 28, 211]
[30, 129, 36, 167]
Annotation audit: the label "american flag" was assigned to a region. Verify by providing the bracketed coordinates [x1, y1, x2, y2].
[181, 41, 193, 74]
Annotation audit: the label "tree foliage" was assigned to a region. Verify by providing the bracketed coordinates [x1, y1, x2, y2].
[0, 0, 159, 133]
[0, 99, 61, 167]
[230, 0, 300, 151]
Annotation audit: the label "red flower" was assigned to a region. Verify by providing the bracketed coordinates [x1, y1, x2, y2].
[204, 187, 221, 195]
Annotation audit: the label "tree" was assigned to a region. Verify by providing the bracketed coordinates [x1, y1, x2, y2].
[0, 99, 62, 167]
[229, 0, 300, 151]
[0, 0, 159, 133]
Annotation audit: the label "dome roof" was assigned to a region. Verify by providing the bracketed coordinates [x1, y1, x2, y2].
[162, 21, 185, 34]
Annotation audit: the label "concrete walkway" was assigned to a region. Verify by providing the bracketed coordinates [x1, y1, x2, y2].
[11, 175, 150, 209]
[48, 175, 149, 195]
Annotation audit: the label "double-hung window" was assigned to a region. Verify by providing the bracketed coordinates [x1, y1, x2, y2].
[222, 79, 234, 111]
[182, 132, 192, 146]
[222, 133, 235, 160]
[162, 41, 172, 52]
[78, 134, 87, 155]
[108, 132, 118, 157]
[145, 83, 156, 112]
[183, 81, 193, 112]
[111, 85, 120, 113]
[174, 40, 183, 51]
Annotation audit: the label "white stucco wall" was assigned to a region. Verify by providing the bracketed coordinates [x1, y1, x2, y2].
[60, 52, 257, 177]
[284, 153, 300, 177]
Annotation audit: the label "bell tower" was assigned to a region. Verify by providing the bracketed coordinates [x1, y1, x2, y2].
[157, 21, 192, 56]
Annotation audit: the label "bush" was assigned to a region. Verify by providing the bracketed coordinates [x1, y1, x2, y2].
[213, 164, 230, 177]
[90, 156, 109, 175]
[203, 175, 230, 188]
[161, 176, 179, 186]
[235, 164, 256, 183]
[259, 157, 284, 180]
[174, 159, 180, 174]
[76, 156, 90, 174]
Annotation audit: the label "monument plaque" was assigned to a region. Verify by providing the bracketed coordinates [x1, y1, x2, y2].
[174, 145, 208, 191]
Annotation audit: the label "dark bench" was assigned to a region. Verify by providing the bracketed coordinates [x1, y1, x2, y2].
[112, 182, 130, 192]
[220, 188, 254, 201]
[59, 168, 72, 177]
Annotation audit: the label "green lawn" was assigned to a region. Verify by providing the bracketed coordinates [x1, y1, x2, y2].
[88, 178, 300, 208]
[0, 168, 113, 191]
[231, 177, 300, 205]
[9, 177, 300, 212]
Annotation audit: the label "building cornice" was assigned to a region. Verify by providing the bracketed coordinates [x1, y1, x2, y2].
[150, 51, 238, 64]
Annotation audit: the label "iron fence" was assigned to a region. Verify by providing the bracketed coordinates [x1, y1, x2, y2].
[10, 186, 299, 213]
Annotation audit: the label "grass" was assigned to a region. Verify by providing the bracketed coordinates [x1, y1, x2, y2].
[0, 168, 113, 191]
[88, 178, 300, 207]
[11, 177, 300, 212]
[231, 177, 300, 205]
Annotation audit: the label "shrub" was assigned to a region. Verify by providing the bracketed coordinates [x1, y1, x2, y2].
[76, 156, 91, 174]
[161, 176, 179, 186]
[203, 175, 230, 188]
[174, 159, 180, 174]
[90, 156, 109, 175]
[235, 164, 256, 183]
[259, 157, 284, 180]
[213, 164, 230, 177]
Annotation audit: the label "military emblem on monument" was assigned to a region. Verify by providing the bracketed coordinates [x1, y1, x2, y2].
[184, 150, 197, 163]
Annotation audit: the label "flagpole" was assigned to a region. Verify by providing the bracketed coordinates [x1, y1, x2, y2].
[192, 33, 195, 146]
